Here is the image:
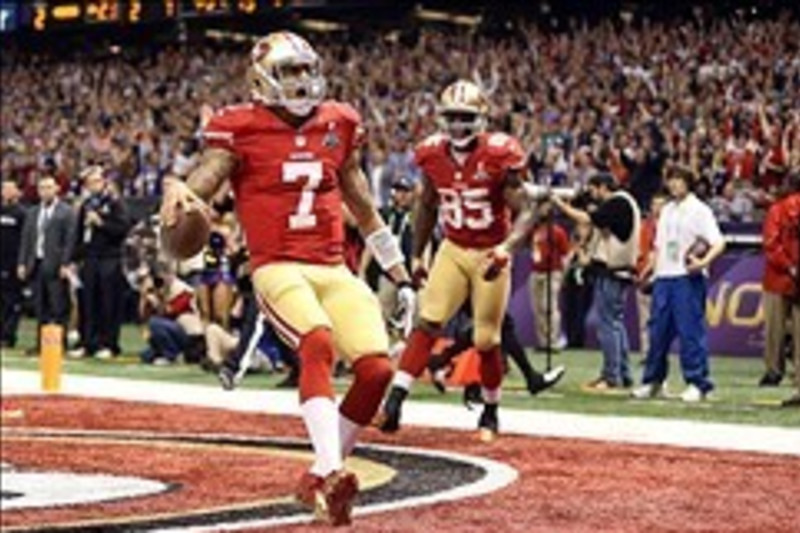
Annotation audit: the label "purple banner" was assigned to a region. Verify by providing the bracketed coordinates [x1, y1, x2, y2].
[509, 250, 766, 357]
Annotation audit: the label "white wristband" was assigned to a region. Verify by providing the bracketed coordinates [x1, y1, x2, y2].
[365, 226, 404, 271]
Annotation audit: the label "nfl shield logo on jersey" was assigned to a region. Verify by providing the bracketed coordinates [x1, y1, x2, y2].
[323, 123, 340, 148]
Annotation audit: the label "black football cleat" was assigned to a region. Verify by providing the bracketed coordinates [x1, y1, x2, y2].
[377, 386, 407, 433]
[477, 403, 499, 442]
[527, 365, 566, 395]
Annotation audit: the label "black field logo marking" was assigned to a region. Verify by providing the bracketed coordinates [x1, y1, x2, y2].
[1, 429, 501, 532]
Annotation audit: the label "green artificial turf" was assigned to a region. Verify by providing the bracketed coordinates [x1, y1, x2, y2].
[2, 319, 798, 428]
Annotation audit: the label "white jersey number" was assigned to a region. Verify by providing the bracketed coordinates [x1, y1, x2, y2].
[439, 187, 493, 230]
[282, 161, 323, 230]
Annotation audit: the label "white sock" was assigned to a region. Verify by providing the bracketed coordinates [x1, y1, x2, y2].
[301, 397, 343, 477]
[392, 370, 415, 391]
[339, 414, 362, 459]
[482, 387, 501, 404]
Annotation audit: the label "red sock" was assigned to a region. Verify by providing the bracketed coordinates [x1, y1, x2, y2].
[339, 355, 393, 425]
[297, 327, 335, 403]
[398, 328, 437, 378]
[478, 346, 503, 390]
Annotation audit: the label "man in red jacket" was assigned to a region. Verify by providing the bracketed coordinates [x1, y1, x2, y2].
[761, 173, 800, 407]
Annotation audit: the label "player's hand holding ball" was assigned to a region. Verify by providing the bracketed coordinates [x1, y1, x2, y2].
[159, 177, 211, 260]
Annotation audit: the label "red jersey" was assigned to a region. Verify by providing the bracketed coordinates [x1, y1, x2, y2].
[415, 132, 525, 249]
[763, 193, 800, 295]
[203, 101, 363, 269]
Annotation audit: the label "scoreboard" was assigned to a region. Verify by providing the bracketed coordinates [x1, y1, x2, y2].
[1, 0, 292, 31]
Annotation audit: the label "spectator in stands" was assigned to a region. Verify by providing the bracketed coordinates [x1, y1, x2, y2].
[710, 180, 755, 223]
[552, 173, 641, 389]
[70, 165, 130, 359]
[1, 178, 27, 348]
[760, 174, 800, 390]
[528, 198, 570, 351]
[17, 175, 76, 353]
[632, 166, 726, 402]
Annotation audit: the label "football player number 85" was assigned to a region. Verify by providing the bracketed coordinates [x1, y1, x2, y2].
[439, 188, 493, 230]
[282, 161, 324, 229]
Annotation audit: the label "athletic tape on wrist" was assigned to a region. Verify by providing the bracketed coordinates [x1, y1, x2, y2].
[365, 226, 404, 271]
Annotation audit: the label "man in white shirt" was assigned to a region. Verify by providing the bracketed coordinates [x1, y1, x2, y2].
[632, 167, 726, 402]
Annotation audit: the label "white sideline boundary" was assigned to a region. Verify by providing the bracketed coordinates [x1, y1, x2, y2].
[2, 369, 799, 457]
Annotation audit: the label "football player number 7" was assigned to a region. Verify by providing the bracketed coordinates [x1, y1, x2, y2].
[283, 161, 323, 230]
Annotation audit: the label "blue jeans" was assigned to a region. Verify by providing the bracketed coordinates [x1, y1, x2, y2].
[142, 317, 188, 363]
[594, 275, 631, 386]
[642, 275, 713, 393]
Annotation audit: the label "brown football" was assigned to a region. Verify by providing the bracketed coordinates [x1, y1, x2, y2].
[684, 237, 710, 265]
[160, 206, 211, 260]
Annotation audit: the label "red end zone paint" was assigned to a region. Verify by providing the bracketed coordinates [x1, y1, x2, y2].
[2, 396, 799, 533]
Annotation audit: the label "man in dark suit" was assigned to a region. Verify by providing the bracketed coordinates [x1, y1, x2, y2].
[17, 175, 77, 351]
[72, 166, 130, 359]
[1, 178, 28, 348]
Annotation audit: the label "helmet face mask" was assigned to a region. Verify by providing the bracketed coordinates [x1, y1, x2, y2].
[249, 32, 327, 117]
[438, 110, 486, 149]
[437, 80, 488, 150]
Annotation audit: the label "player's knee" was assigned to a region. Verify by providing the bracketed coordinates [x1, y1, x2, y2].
[298, 327, 335, 401]
[355, 355, 393, 390]
[298, 327, 335, 367]
[474, 327, 501, 352]
[341, 355, 393, 425]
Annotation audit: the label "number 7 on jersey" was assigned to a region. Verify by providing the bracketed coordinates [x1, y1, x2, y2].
[282, 161, 323, 230]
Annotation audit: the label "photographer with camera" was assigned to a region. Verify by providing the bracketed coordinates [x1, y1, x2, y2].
[70, 165, 130, 359]
[551, 173, 641, 390]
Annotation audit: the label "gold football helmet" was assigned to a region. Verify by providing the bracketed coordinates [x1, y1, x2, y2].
[248, 31, 326, 116]
[437, 80, 489, 149]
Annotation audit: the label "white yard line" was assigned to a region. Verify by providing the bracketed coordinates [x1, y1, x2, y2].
[3, 369, 799, 457]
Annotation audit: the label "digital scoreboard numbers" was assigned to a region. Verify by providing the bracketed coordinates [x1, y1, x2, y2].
[19, 0, 284, 31]
[182, 1, 263, 16]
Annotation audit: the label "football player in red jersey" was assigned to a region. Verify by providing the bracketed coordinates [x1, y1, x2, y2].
[377, 80, 536, 441]
[159, 31, 415, 526]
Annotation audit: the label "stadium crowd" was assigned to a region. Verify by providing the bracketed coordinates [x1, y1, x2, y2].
[3, 13, 800, 214]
